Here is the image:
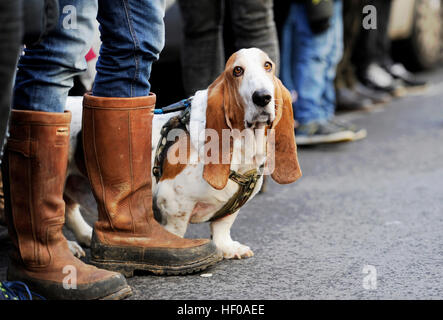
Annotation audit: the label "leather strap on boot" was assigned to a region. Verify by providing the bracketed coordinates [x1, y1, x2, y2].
[2, 110, 130, 300]
[82, 94, 221, 276]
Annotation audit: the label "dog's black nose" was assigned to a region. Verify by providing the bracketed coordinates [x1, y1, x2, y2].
[252, 90, 272, 107]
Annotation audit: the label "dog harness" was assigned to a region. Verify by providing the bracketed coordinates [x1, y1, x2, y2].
[152, 98, 263, 222]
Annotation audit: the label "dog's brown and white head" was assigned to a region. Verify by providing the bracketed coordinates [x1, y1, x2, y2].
[203, 48, 302, 190]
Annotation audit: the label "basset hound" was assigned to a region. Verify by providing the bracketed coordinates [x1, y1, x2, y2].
[63, 48, 302, 259]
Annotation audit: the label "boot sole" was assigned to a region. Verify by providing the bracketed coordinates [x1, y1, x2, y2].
[91, 252, 223, 278]
[100, 285, 133, 300]
[7, 264, 133, 300]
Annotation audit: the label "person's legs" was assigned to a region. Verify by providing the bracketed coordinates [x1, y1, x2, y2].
[353, 0, 399, 93]
[287, 2, 356, 145]
[352, 0, 380, 71]
[335, 0, 361, 89]
[82, 0, 222, 276]
[0, 0, 22, 156]
[323, 0, 368, 140]
[374, 0, 426, 88]
[339, 1, 391, 105]
[229, 0, 280, 75]
[93, 0, 166, 97]
[13, 0, 97, 112]
[322, 0, 343, 120]
[3, 0, 132, 300]
[0, 0, 22, 234]
[289, 3, 331, 125]
[280, 5, 296, 93]
[335, 0, 378, 111]
[373, 0, 393, 68]
[178, 0, 224, 96]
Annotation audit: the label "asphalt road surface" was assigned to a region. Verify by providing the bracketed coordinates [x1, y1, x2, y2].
[1, 67, 442, 300]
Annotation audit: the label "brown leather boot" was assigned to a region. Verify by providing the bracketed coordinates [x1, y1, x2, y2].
[2, 110, 131, 300]
[82, 93, 222, 277]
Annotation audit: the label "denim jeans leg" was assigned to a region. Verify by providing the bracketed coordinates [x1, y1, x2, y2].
[322, 0, 344, 120]
[289, 3, 333, 125]
[229, 0, 280, 75]
[280, 9, 296, 93]
[177, 0, 224, 97]
[13, 0, 98, 112]
[92, 0, 165, 98]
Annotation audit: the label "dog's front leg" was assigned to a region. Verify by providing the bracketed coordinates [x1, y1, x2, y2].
[65, 200, 93, 247]
[210, 211, 254, 259]
[157, 198, 193, 237]
[163, 214, 191, 238]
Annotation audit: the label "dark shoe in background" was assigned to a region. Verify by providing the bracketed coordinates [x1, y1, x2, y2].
[354, 81, 392, 105]
[384, 63, 428, 90]
[336, 87, 373, 111]
[358, 63, 406, 97]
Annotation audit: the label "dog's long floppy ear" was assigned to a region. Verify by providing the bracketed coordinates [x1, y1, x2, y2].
[202, 74, 233, 190]
[268, 77, 302, 184]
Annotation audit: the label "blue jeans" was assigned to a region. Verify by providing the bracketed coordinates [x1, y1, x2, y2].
[13, 0, 165, 113]
[280, 0, 343, 125]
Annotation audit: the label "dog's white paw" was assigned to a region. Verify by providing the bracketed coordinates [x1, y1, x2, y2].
[67, 240, 86, 258]
[76, 228, 92, 247]
[218, 241, 254, 260]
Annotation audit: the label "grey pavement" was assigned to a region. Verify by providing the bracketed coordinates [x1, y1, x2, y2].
[1, 68, 443, 300]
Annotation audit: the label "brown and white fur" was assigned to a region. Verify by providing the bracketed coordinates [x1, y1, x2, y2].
[64, 48, 301, 259]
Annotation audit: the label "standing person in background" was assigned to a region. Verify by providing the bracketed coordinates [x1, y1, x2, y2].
[178, 0, 280, 97]
[0, 0, 23, 240]
[352, 0, 426, 95]
[335, 0, 392, 111]
[280, 0, 366, 146]
[0, 0, 23, 160]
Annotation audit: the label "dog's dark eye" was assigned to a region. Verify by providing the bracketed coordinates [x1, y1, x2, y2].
[233, 66, 244, 77]
[264, 62, 272, 72]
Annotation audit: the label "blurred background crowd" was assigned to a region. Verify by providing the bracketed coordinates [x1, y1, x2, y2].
[71, 0, 442, 146]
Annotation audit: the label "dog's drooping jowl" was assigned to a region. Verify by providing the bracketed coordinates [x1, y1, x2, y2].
[64, 48, 302, 259]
